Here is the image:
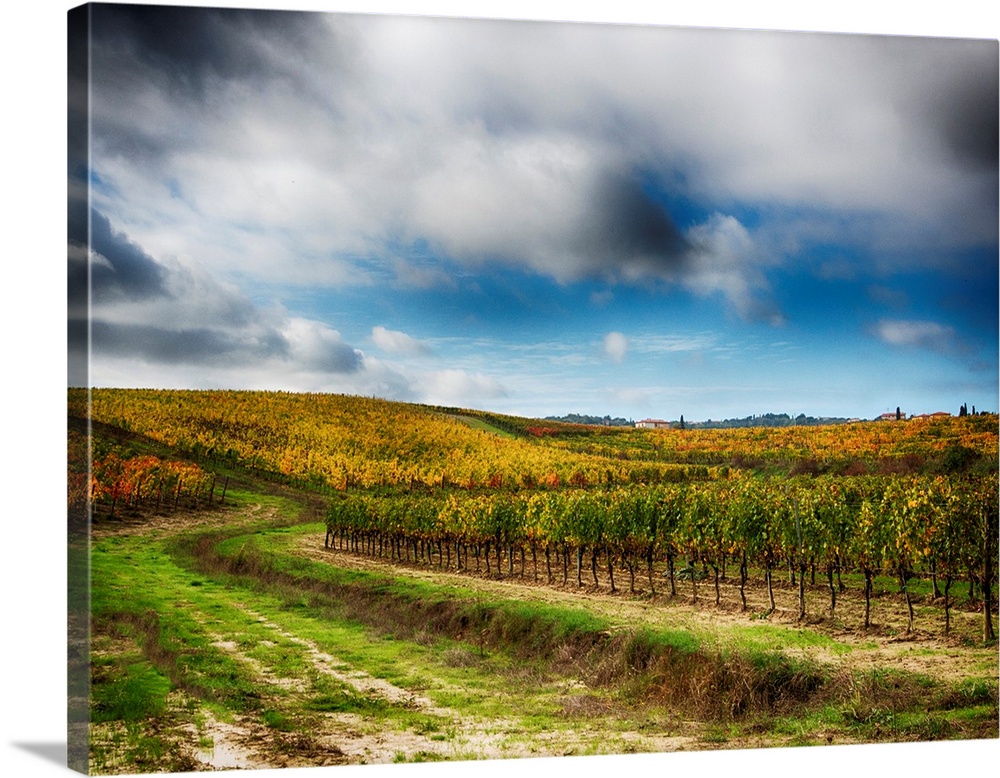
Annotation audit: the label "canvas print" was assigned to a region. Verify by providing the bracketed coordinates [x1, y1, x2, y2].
[67, 2, 999, 775]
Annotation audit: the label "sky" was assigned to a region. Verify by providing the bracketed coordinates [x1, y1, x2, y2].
[66, 1, 999, 422]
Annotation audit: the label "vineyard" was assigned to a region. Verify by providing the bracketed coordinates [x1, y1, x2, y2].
[324, 475, 997, 640]
[69, 419, 223, 520]
[71, 388, 999, 641]
[70, 388, 999, 771]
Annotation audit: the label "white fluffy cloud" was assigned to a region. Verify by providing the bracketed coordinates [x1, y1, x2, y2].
[685, 214, 784, 324]
[372, 326, 432, 356]
[603, 332, 629, 363]
[419, 369, 508, 407]
[873, 319, 961, 355]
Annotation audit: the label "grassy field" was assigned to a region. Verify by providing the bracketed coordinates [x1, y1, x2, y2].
[85, 480, 998, 773]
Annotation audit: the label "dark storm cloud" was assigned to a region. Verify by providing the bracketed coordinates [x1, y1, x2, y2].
[87, 318, 365, 375]
[90, 320, 289, 366]
[88, 3, 324, 100]
[70, 206, 262, 334]
[580, 172, 691, 275]
[78, 307, 368, 377]
[68, 204, 170, 314]
[86, 2, 356, 170]
[301, 340, 365, 373]
[68, 209, 367, 379]
[88, 209, 170, 303]
[67, 7, 90, 179]
[934, 57, 999, 169]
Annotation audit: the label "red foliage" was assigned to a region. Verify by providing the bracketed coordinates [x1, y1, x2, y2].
[526, 426, 561, 437]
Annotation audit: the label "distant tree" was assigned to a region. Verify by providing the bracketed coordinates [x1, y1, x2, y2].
[679, 415, 685, 430]
[959, 403, 968, 417]
[896, 406, 901, 421]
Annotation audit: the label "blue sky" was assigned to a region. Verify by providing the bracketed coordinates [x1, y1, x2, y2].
[66, 1, 998, 421]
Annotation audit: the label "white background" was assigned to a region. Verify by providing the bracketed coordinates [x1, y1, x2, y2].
[2, 2, 998, 777]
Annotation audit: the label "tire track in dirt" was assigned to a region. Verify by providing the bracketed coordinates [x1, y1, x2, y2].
[184, 707, 277, 771]
[235, 605, 449, 714]
[206, 603, 701, 763]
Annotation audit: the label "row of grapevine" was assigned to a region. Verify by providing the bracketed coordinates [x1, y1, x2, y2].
[325, 473, 998, 640]
[88, 452, 221, 518]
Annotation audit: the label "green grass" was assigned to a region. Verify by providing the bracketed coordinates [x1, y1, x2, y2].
[721, 623, 855, 655]
[448, 414, 519, 439]
[90, 658, 172, 723]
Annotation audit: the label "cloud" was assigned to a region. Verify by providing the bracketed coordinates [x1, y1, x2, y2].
[590, 290, 614, 307]
[630, 333, 718, 355]
[68, 208, 170, 312]
[919, 42, 999, 172]
[85, 8, 996, 321]
[419, 369, 508, 407]
[868, 286, 909, 309]
[284, 318, 364, 373]
[574, 170, 690, 278]
[603, 331, 629, 363]
[372, 326, 432, 356]
[873, 319, 961, 355]
[87, 5, 340, 132]
[70, 212, 365, 382]
[88, 320, 289, 366]
[685, 214, 784, 324]
[390, 258, 458, 290]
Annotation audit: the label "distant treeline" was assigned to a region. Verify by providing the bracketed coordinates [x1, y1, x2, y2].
[545, 412, 855, 429]
[544, 414, 635, 427]
[679, 413, 855, 429]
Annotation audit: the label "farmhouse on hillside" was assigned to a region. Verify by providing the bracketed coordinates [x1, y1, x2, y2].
[910, 411, 953, 421]
[635, 419, 671, 429]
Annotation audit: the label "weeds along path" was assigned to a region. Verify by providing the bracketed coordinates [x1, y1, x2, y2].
[89, 499, 715, 773]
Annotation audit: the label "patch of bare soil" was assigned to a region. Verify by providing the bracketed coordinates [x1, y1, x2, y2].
[184, 706, 278, 771]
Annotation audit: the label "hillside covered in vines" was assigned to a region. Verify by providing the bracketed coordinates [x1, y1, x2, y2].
[70, 388, 999, 641]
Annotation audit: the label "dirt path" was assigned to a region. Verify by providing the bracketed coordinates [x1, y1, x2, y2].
[90, 503, 714, 769]
[235, 605, 446, 712]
